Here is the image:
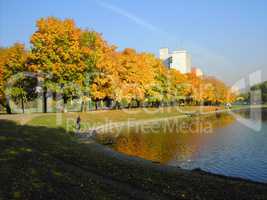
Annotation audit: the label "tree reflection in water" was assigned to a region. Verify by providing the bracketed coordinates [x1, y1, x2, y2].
[96, 113, 236, 164]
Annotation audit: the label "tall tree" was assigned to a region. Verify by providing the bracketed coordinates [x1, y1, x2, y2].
[28, 17, 94, 112]
[0, 43, 28, 113]
[89, 33, 119, 109]
[117, 49, 155, 107]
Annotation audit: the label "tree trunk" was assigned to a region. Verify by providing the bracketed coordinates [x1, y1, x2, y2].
[43, 87, 47, 113]
[95, 100, 98, 110]
[21, 94, 25, 114]
[63, 95, 68, 112]
[6, 98, 12, 114]
[0, 97, 12, 114]
[81, 100, 84, 112]
[136, 100, 140, 108]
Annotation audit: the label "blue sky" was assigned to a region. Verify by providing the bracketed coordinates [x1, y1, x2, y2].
[0, 0, 266, 85]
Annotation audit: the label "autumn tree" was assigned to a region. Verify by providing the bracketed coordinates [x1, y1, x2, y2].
[145, 59, 168, 107]
[199, 76, 234, 105]
[89, 32, 119, 109]
[186, 72, 203, 104]
[28, 17, 95, 112]
[116, 49, 156, 107]
[91, 48, 157, 109]
[0, 43, 29, 113]
[1, 17, 235, 113]
[166, 69, 190, 105]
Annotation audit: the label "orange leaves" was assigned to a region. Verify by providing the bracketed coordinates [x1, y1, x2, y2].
[15, 17, 235, 105]
[196, 76, 234, 104]
[29, 17, 95, 87]
[90, 46, 161, 102]
[90, 40, 120, 100]
[0, 43, 28, 80]
[0, 59, 4, 90]
[117, 49, 154, 101]
[0, 43, 29, 109]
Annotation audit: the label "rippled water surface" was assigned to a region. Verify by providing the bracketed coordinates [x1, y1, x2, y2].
[97, 108, 267, 183]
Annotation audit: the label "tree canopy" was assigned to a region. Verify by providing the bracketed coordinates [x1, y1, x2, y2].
[0, 17, 235, 113]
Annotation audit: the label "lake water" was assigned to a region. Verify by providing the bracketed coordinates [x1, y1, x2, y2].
[97, 108, 267, 183]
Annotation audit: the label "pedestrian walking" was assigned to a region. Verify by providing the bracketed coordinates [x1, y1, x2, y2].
[76, 115, 81, 131]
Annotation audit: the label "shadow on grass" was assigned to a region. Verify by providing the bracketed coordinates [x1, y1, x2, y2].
[0, 119, 128, 200]
[0, 119, 267, 200]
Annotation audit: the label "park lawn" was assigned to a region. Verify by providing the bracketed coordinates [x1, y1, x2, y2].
[0, 106, 203, 200]
[26, 106, 223, 131]
[1, 105, 267, 200]
[0, 119, 141, 199]
[231, 104, 267, 110]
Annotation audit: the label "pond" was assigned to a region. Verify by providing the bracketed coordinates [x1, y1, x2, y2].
[96, 108, 267, 183]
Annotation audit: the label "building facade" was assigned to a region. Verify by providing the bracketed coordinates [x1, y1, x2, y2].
[159, 48, 192, 74]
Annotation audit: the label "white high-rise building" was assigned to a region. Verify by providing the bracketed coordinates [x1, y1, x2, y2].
[159, 48, 192, 74]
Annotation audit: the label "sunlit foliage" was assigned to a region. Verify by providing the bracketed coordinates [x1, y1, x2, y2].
[0, 17, 235, 113]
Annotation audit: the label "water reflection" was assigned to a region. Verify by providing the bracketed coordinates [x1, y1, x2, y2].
[97, 113, 236, 164]
[97, 108, 267, 183]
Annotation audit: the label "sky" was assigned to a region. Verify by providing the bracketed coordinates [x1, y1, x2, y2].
[0, 0, 266, 86]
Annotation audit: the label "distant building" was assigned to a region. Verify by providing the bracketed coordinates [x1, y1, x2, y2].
[159, 48, 192, 74]
[191, 67, 203, 77]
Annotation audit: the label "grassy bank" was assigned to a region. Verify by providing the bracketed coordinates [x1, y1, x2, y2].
[1, 105, 267, 200]
[22, 106, 222, 130]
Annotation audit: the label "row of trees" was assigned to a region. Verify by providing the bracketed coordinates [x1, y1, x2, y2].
[251, 81, 267, 103]
[0, 17, 235, 114]
[237, 81, 267, 104]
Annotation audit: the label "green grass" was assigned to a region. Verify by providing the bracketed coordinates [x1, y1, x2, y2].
[26, 106, 222, 131]
[1, 105, 267, 200]
[0, 120, 133, 199]
[231, 104, 267, 110]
